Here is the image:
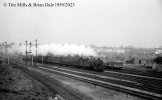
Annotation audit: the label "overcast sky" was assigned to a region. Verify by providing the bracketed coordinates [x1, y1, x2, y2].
[0, 0, 162, 48]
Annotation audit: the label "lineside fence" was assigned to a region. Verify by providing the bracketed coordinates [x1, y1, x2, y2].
[0, 53, 37, 67]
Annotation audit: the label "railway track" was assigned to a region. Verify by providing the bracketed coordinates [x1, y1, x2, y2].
[105, 68, 162, 78]
[12, 63, 83, 100]
[54, 64, 162, 89]
[41, 65, 162, 92]
[104, 70, 162, 81]
[4, 56, 162, 100]
[37, 64, 162, 100]
[104, 70, 162, 90]
[41, 66, 162, 94]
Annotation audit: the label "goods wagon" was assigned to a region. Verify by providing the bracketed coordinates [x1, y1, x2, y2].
[60, 56, 80, 66]
[102, 61, 123, 69]
[38, 56, 61, 64]
[50, 56, 61, 64]
[36, 56, 105, 72]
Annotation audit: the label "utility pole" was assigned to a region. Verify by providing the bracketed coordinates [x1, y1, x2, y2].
[29, 42, 32, 53]
[25, 41, 27, 65]
[25, 41, 32, 66]
[3, 42, 9, 64]
[42, 56, 43, 64]
[35, 39, 37, 67]
[4, 42, 7, 54]
[29, 42, 32, 65]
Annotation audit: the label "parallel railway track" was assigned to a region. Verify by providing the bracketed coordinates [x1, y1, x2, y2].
[12, 63, 83, 100]
[104, 70, 162, 90]
[3, 56, 162, 100]
[42, 65, 162, 92]
[37, 64, 162, 100]
[106, 68, 162, 78]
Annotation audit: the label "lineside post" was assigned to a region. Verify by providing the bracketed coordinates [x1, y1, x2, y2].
[8, 57, 9, 65]
[32, 56, 33, 66]
[25, 41, 27, 66]
[35, 39, 37, 67]
[42, 56, 43, 64]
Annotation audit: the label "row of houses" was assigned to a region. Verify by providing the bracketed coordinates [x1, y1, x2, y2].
[91, 46, 162, 64]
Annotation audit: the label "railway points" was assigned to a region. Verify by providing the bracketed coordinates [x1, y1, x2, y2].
[39, 64, 162, 89]
[1, 54, 162, 100]
[37, 65, 162, 100]
[41, 65, 143, 85]
[27, 64, 145, 100]
[11, 63, 84, 100]
[104, 70, 162, 80]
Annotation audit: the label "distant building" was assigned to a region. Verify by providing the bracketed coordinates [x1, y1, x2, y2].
[155, 50, 162, 55]
[94, 47, 125, 53]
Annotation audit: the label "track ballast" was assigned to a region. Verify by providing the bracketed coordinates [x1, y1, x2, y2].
[37, 64, 162, 100]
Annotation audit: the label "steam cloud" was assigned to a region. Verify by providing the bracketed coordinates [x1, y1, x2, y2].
[7, 43, 96, 57]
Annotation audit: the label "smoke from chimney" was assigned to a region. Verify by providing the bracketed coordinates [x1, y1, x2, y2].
[7, 43, 96, 57]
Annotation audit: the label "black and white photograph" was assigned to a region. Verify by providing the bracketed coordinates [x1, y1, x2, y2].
[0, 0, 162, 100]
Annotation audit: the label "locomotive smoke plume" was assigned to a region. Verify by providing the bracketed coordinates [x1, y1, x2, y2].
[7, 43, 97, 57]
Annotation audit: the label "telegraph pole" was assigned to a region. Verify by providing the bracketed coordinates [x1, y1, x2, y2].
[3, 42, 8, 64]
[29, 42, 32, 53]
[29, 42, 32, 65]
[25, 41, 32, 66]
[4, 42, 7, 54]
[25, 41, 27, 65]
[35, 39, 37, 67]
